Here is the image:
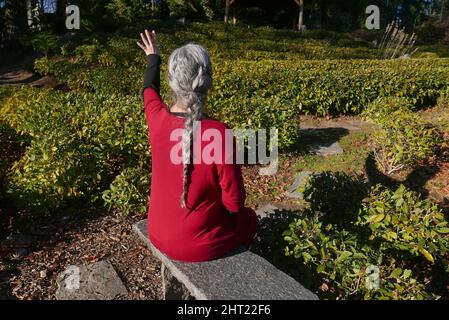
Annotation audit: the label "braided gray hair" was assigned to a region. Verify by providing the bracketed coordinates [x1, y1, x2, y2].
[168, 43, 212, 208]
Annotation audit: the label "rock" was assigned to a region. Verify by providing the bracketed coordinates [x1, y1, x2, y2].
[1, 233, 33, 248]
[309, 141, 343, 156]
[55, 260, 127, 300]
[285, 171, 314, 199]
[40, 270, 47, 278]
[133, 220, 318, 300]
[258, 159, 278, 176]
[255, 203, 278, 219]
[1, 233, 34, 257]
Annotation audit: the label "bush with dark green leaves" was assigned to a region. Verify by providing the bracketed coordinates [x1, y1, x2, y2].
[300, 171, 368, 226]
[22, 31, 59, 57]
[283, 172, 449, 299]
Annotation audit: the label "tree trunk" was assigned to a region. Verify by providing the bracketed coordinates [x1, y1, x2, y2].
[2, 0, 28, 42]
[298, 0, 304, 31]
[55, 0, 67, 32]
[224, 0, 230, 23]
[295, 0, 304, 31]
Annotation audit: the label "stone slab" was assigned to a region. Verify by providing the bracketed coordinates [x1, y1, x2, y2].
[309, 141, 343, 156]
[285, 171, 314, 199]
[255, 203, 279, 219]
[133, 220, 318, 300]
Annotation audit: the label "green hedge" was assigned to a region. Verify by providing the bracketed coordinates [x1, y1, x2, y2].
[364, 97, 443, 175]
[0, 87, 150, 213]
[35, 48, 449, 117]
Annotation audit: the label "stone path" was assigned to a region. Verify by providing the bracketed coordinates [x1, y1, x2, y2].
[299, 118, 370, 157]
[0, 66, 57, 88]
[284, 171, 314, 199]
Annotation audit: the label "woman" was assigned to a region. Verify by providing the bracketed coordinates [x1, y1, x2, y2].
[137, 30, 260, 262]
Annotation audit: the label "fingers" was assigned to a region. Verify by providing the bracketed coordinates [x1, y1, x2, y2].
[138, 29, 158, 55]
[136, 41, 146, 51]
[140, 32, 150, 48]
[145, 29, 154, 52]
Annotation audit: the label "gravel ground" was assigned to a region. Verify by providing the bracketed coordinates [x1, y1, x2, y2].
[0, 210, 163, 300]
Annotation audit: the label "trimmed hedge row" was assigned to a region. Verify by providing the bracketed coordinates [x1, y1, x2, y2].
[35, 48, 449, 117]
[0, 84, 299, 213]
[0, 87, 150, 213]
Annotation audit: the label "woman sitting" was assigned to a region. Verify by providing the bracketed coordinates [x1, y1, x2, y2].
[137, 30, 260, 263]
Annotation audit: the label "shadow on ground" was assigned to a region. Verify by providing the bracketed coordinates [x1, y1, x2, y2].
[286, 127, 349, 155]
[364, 151, 441, 200]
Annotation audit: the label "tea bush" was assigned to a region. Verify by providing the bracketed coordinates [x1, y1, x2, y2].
[32, 22, 449, 117]
[0, 87, 150, 213]
[35, 51, 449, 117]
[359, 185, 449, 264]
[370, 109, 442, 175]
[300, 171, 368, 226]
[362, 97, 414, 124]
[283, 172, 449, 299]
[102, 166, 151, 216]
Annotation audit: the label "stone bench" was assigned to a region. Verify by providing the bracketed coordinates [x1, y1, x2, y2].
[132, 219, 318, 300]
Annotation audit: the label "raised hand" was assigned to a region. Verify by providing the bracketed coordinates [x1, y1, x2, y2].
[137, 29, 159, 56]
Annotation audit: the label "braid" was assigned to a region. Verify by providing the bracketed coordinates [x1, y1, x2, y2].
[167, 43, 212, 208]
[180, 93, 206, 208]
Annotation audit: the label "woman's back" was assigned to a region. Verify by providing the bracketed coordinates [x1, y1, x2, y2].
[144, 88, 249, 262]
[137, 34, 259, 262]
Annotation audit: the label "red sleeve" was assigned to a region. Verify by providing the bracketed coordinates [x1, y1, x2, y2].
[143, 87, 166, 127]
[216, 131, 246, 213]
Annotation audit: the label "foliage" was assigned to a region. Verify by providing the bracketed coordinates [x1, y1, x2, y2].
[105, 0, 160, 23]
[33, 22, 449, 117]
[102, 166, 151, 216]
[359, 184, 449, 264]
[300, 171, 368, 226]
[22, 31, 59, 56]
[283, 172, 449, 299]
[166, 0, 218, 20]
[371, 109, 442, 175]
[0, 87, 150, 213]
[362, 97, 414, 124]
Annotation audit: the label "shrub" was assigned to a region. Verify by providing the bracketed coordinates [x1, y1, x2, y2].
[438, 91, 449, 108]
[102, 167, 150, 215]
[33, 24, 449, 117]
[0, 87, 150, 213]
[105, 0, 159, 23]
[300, 171, 368, 226]
[22, 31, 59, 56]
[362, 97, 413, 124]
[283, 178, 449, 299]
[359, 184, 449, 264]
[208, 95, 301, 150]
[371, 110, 442, 174]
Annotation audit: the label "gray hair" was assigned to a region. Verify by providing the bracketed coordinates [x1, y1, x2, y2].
[168, 43, 212, 208]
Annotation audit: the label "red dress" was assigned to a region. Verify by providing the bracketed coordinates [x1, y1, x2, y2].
[144, 87, 260, 262]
